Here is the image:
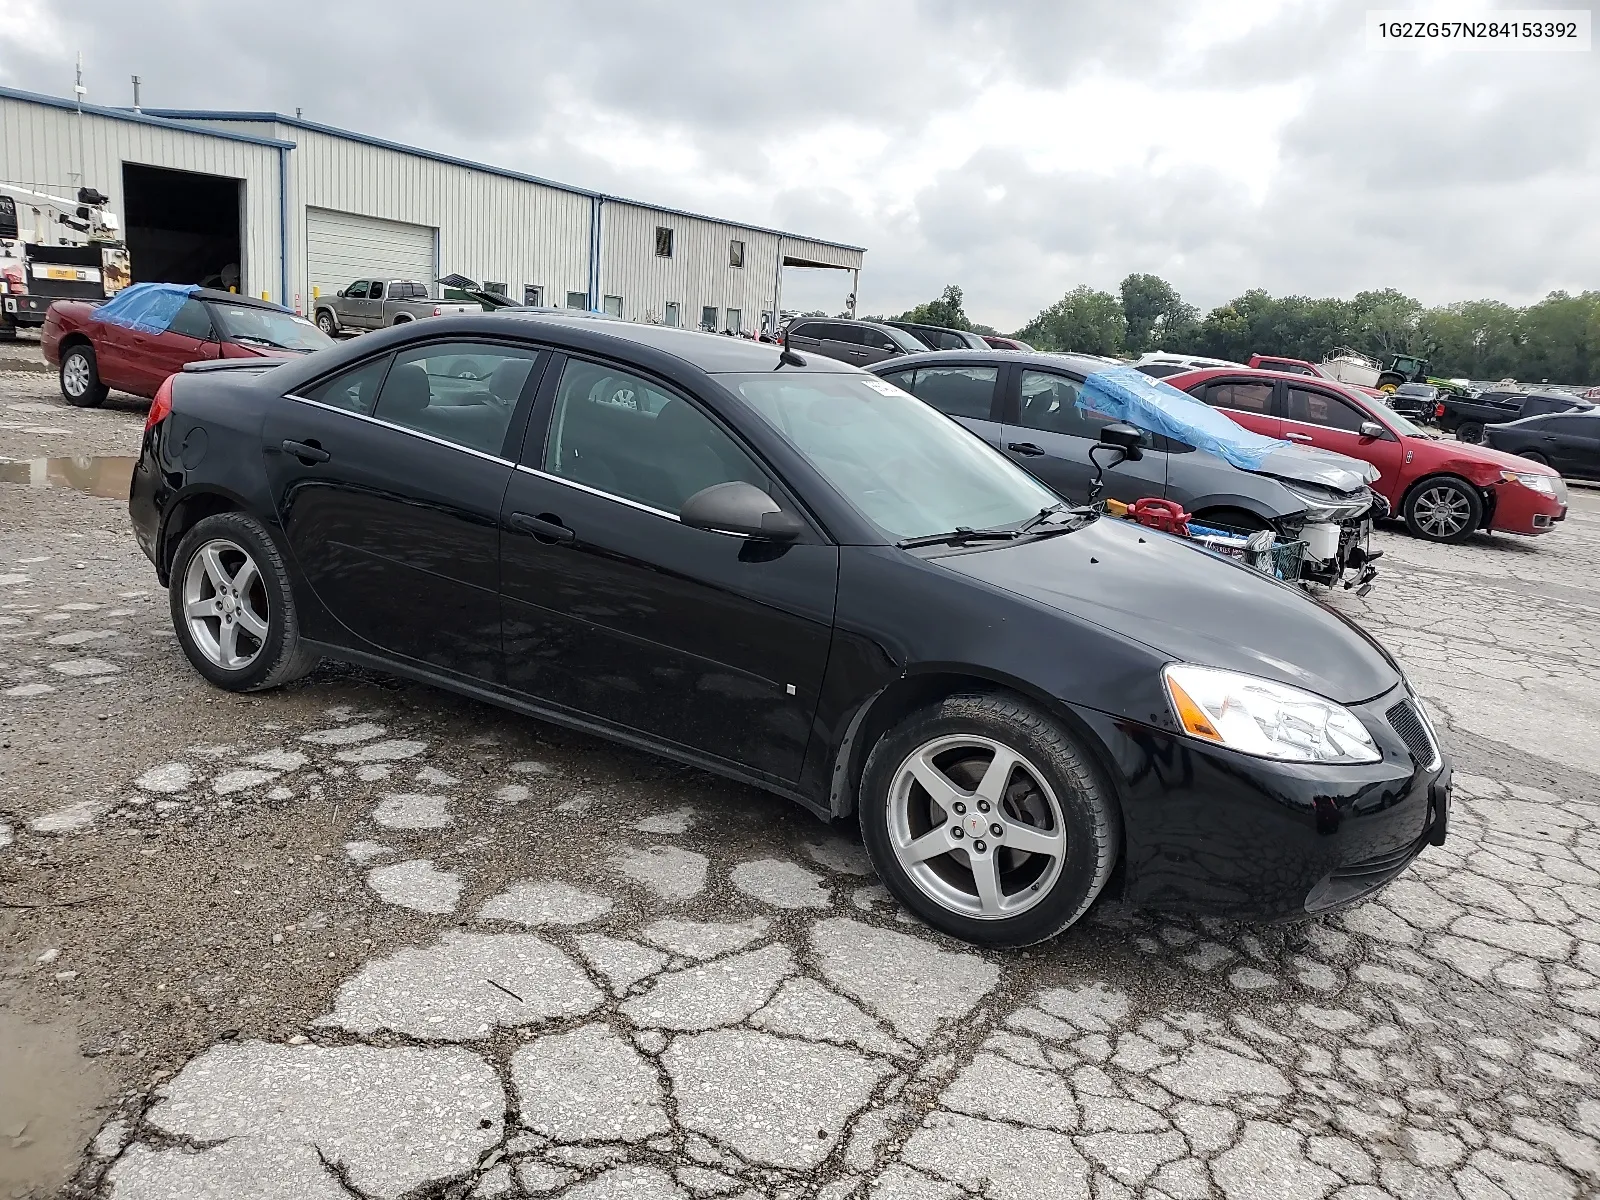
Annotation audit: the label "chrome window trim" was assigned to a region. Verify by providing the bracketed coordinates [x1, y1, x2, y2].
[283, 393, 515, 467]
[513, 463, 682, 523]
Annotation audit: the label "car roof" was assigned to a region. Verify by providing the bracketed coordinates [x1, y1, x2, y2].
[866, 348, 1115, 376]
[481, 310, 846, 373]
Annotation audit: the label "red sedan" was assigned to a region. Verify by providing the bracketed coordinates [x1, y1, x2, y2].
[1167, 367, 1568, 543]
[42, 287, 331, 407]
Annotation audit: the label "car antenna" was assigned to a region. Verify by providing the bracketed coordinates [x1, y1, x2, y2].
[776, 322, 806, 369]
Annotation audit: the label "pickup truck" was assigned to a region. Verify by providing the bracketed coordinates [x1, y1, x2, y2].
[1437, 389, 1593, 443]
[312, 280, 476, 336]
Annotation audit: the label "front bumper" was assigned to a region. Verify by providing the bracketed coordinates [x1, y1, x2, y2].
[1074, 683, 1448, 920]
[1488, 479, 1566, 536]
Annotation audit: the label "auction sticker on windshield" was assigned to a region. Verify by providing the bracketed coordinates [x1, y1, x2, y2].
[860, 377, 909, 396]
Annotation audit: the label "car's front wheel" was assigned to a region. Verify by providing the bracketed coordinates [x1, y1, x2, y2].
[859, 693, 1120, 946]
[60, 343, 108, 407]
[1403, 476, 1482, 543]
[315, 310, 337, 336]
[168, 512, 320, 691]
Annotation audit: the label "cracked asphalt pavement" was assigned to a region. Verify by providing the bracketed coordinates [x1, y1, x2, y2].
[3, 352, 1600, 1199]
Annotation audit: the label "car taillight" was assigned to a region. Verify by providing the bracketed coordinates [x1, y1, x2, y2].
[2, 265, 23, 295]
[145, 375, 175, 431]
[432, 305, 443, 316]
[1434, 403, 1445, 418]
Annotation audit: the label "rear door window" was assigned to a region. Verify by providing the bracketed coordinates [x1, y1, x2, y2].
[302, 355, 391, 416]
[1195, 379, 1275, 414]
[371, 341, 540, 456]
[908, 365, 999, 421]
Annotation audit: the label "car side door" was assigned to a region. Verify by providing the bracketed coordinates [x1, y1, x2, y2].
[261, 338, 543, 680]
[854, 327, 902, 365]
[338, 281, 369, 328]
[1280, 384, 1405, 489]
[499, 354, 838, 784]
[1541, 415, 1600, 478]
[137, 297, 220, 394]
[1002, 367, 1167, 504]
[877, 362, 1004, 450]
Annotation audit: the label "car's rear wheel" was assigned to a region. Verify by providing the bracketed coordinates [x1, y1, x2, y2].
[169, 512, 320, 692]
[1456, 421, 1485, 444]
[859, 693, 1120, 946]
[60, 344, 108, 407]
[1517, 451, 1551, 468]
[1403, 476, 1482, 543]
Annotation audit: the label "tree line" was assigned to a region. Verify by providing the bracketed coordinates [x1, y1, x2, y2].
[853, 279, 1600, 385]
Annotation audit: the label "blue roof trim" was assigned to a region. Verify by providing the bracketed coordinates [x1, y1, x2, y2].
[0, 86, 295, 149]
[144, 108, 866, 255]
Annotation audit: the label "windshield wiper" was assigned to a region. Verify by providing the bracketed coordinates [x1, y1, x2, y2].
[233, 335, 296, 350]
[1012, 503, 1068, 535]
[897, 527, 1020, 549]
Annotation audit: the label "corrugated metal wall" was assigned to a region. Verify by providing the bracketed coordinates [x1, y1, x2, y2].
[599, 202, 784, 331]
[0, 96, 284, 301]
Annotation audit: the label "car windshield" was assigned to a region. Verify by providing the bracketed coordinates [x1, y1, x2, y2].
[724, 371, 1061, 541]
[209, 304, 333, 352]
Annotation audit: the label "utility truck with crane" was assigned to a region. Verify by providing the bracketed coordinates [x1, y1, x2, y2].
[0, 182, 131, 339]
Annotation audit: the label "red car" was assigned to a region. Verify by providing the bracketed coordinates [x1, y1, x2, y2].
[1167, 367, 1568, 543]
[983, 335, 1035, 351]
[42, 287, 331, 407]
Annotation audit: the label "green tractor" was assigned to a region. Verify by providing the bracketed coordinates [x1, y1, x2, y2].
[1375, 354, 1471, 398]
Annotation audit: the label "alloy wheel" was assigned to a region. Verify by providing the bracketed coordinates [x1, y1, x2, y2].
[182, 538, 270, 670]
[886, 734, 1067, 920]
[63, 353, 90, 397]
[1414, 486, 1472, 538]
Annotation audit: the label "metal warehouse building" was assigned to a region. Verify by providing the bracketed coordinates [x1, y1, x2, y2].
[1, 85, 863, 333]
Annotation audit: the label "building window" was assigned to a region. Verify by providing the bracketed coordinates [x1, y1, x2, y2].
[566, 291, 588, 310]
[524, 285, 544, 307]
[701, 306, 718, 331]
[484, 281, 508, 297]
[603, 295, 624, 318]
[730, 239, 745, 268]
[655, 227, 673, 258]
[664, 302, 680, 328]
[726, 308, 742, 334]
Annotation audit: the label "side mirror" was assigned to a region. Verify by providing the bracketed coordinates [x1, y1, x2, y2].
[1097, 422, 1144, 462]
[1360, 421, 1386, 439]
[680, 482, 804, 542]
[336, 288, 346, 298]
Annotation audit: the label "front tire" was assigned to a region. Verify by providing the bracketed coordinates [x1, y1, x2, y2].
[168, 512, 320, 691]
[315, 310, 337, 336]
[859, 693, 1120, 946]
[1456, 421, 1485, 444]
[1403, 476, 1482, 543]
[60, 344, 108, 407]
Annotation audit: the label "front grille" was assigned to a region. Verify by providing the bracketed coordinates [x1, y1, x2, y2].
[1387, 698, 1440, 770]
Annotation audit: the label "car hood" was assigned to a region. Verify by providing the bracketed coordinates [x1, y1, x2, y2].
[1253, 444, 1379, 493]
[933, 516, 1401, 705]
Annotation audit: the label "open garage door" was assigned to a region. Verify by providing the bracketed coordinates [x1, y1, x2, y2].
[306, 208, 436, 301]
[122, 163, 243, 290]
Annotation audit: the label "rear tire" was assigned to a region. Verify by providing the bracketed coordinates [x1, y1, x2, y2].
[60, 343, 108, 407]
[1456, 421, 1485, 444]
[858, 692, 1120, 947]
[1403, 476, 1482, 543]
[168, 512, 320, 692]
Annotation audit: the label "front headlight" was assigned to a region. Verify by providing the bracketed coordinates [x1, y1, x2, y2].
[1162, 664, 1381, 764]
[1501, 470, 1557, 496]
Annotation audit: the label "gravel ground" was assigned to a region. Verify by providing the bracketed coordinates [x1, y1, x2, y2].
[2, 366, 1599, 1200]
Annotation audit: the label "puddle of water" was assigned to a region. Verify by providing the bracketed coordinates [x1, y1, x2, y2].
[0, 456, 136, 500]
[0, 1006, 115, 1194]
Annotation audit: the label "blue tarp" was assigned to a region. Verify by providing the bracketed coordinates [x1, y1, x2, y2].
[89, 283, 198, 335]
[1080, 365, 1291, 471]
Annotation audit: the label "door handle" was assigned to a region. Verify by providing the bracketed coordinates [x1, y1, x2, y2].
[1286, 431, 1314, 442]
[508, 511, 576, 545]
[281, 439, 330, 464]
[1543, 434, 1558, 441]
[1007, 442, 1045, 457]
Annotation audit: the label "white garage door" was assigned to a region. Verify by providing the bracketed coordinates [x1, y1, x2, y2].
[306, 208, 436, 301]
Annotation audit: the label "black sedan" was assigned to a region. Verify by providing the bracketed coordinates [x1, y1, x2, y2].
[1485, 409, 1600, 481]
[129, 313, 1450, 946]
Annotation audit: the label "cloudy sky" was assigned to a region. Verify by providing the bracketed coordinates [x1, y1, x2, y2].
[3, 0, 1595, 330]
